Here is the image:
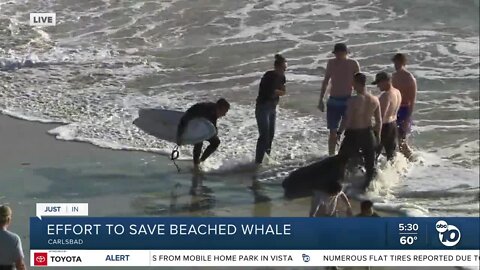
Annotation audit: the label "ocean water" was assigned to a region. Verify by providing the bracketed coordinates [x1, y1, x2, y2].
[0, 0, 478, 217]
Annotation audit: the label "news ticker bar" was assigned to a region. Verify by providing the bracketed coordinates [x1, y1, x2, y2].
[30, 250, 480, 267]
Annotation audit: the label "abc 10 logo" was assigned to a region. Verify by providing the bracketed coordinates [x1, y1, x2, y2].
[435, 220, 461, 247]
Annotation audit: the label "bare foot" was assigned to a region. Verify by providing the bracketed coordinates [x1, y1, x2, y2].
[400, 143, 414, 161]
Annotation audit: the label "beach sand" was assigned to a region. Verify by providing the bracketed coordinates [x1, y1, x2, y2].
[0, 114, 462, 270]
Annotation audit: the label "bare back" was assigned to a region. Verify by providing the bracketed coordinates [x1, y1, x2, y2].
[392, 69, 417, 106]
[326, 58, 360, 97]
[344, 93, 381, 130]
[379, 87, 402, 123]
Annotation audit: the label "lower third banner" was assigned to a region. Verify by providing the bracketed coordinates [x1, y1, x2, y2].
[29, 217, 480, 267]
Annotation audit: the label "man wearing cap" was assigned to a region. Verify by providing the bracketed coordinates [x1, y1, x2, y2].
[337, 73, 382, 191]
[391, 53, 417, 159]
[318, 43, 361, 156]
[0, 205, 26, 270]
[372, 72, 402, 161]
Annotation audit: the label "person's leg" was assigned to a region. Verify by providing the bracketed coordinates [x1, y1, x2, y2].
[266, 107, 276, 155]
[328, 131, 337, 156]
[339, 130, 362, 175]
[384, 123, 397, 161]
[255, 105, 270, 164]
[200, 136, 220, 162]
[376, 125, 386, 160]
[338, 130, 358, 161]
[398, 125, 413, 159]
[361, 129, 377, 190]
[193, 142, 203, 165]
[397, 107, 413, 159]
[327, 102, 343, 156]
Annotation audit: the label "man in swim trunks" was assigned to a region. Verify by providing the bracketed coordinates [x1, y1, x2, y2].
[372, 72, 402, 161]
[177, 98, 230, 169]
[318, 43, 361, 156]
[337, 73, 382, 191]
[391, 53, 417, 159]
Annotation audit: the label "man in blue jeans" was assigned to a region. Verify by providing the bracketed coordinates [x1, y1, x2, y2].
[255, 54, 287, 165]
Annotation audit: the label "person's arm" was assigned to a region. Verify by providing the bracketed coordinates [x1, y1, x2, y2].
[176, 117, 190, 145]
[275, 76, 287, 97]
[379, 94, 390, 123]
[176, 107, 197, 145]
[275, 86, 286, 97]
[373, 98, 382, 142]
[275, 87, 286, 96]
[353, 59, 360, 73]
[15, 236, 26, 270]
[16, 259, 26, 270]
[406, 75, 417, 119]
[337, 99, 353, 138]
[318, 61, 332, 111]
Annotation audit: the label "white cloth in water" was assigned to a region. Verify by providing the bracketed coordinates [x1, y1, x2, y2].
[310, 190, 344, 217]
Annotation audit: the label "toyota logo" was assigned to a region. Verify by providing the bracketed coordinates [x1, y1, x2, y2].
[36, 256, 46, 263]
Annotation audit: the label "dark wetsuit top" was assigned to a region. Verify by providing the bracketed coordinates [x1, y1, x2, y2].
[256, 70, 286, 106]
[282, 155, 345, 199]
[177, 102, 218, 139]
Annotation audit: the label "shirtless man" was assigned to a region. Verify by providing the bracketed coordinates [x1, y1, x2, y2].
[391, 53, 417, 159]
[372, 72, 402, 161]
[318, 43, 361, 156]
[337, 73, 382, 191]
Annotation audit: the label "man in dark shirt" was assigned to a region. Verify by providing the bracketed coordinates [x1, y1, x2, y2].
[177, 98, 230, 168]
[255, 54, 287, 165]
[282, 154, 348, 199]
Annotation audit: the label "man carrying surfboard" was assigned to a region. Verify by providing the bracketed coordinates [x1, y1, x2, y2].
[176, 98, 230, 169]
[255, 54, 287, 165]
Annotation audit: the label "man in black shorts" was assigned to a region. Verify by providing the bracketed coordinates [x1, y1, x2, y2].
[337, 73, 382, 191]
[372, 72, 402, 161]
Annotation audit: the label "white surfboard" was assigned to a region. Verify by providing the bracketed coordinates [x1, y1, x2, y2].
[133, 109, 216, 145]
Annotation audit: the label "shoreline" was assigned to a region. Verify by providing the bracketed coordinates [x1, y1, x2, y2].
[0, 114, 467, 270]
